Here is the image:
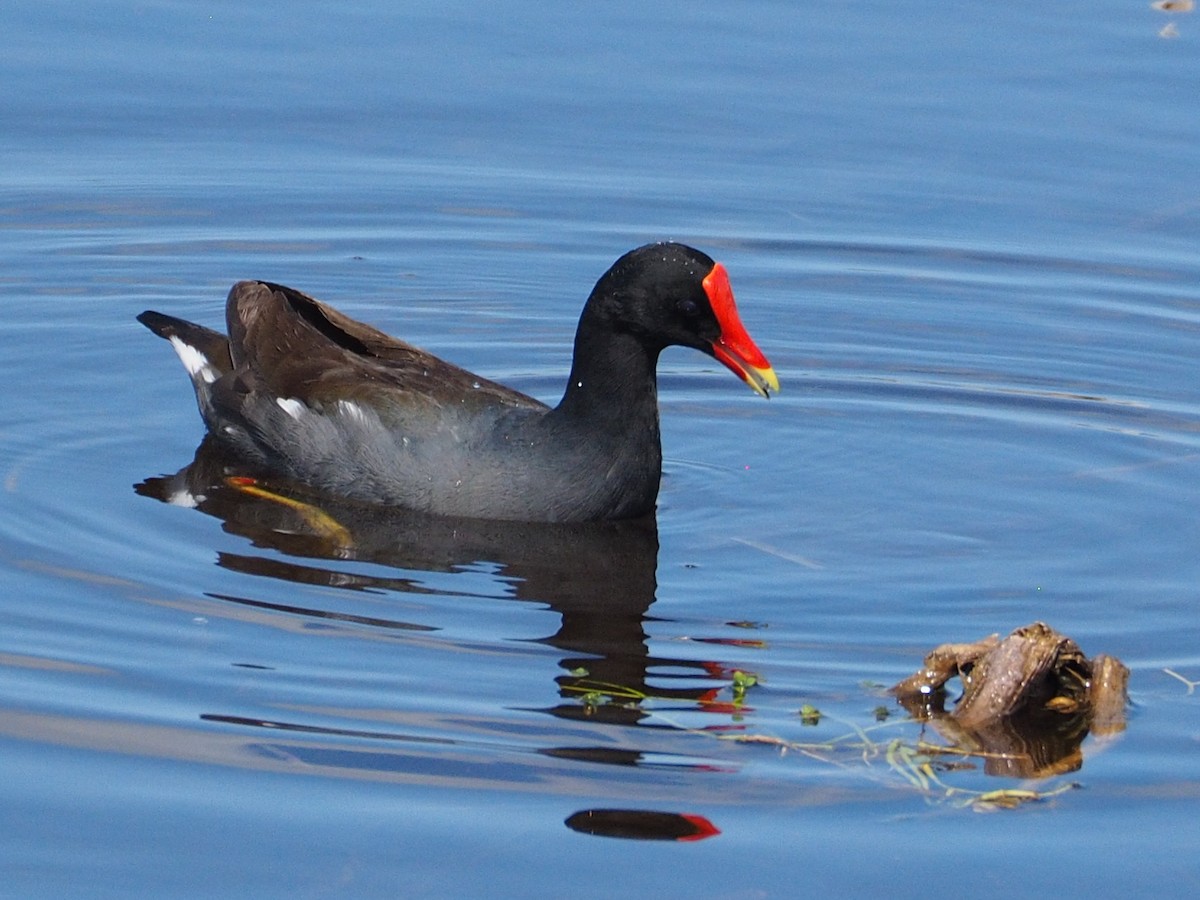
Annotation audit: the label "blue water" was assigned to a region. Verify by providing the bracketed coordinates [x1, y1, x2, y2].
[3, 1, 1199, 897]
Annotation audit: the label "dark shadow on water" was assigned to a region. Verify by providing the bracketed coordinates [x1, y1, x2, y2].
[564, 808, 720, 842]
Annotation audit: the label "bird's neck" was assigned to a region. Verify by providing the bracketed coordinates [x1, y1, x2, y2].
[538, 322, 662, 519]
[553, 309, 661, 429]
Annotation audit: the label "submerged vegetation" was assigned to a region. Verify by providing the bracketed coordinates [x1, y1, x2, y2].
[563, 622, 1130, 811]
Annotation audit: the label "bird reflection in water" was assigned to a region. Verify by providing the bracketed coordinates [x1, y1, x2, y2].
[136, 437, 735, 736]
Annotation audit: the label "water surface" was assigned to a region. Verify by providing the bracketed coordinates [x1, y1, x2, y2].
[2, 2, 1199, 897]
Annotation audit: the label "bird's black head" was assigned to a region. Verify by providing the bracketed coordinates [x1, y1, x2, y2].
[588, 242, 778, 397]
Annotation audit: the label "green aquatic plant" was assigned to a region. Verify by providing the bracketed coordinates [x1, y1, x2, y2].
[730, 669, 759, 706]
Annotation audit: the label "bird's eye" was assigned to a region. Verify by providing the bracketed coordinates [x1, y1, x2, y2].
[676, 298, 700, 317]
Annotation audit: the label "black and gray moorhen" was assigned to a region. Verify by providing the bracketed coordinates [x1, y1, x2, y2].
[137, 242, 778, 522]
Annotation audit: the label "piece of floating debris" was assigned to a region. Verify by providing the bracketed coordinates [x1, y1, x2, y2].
[890, 621, 1129, 778]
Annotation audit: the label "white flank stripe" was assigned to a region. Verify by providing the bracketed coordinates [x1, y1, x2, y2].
[276, 397, 306, 419]
[337, 399, 368, 424]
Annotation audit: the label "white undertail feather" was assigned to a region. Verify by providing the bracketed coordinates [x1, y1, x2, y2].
[167, 336, 218, 385]
[166, 487, 200, 508]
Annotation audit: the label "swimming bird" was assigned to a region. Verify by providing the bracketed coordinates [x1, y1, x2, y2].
[137, 242, 777, 522]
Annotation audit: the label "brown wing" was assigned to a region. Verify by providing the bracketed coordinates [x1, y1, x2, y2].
[224, 281, 548, 418]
